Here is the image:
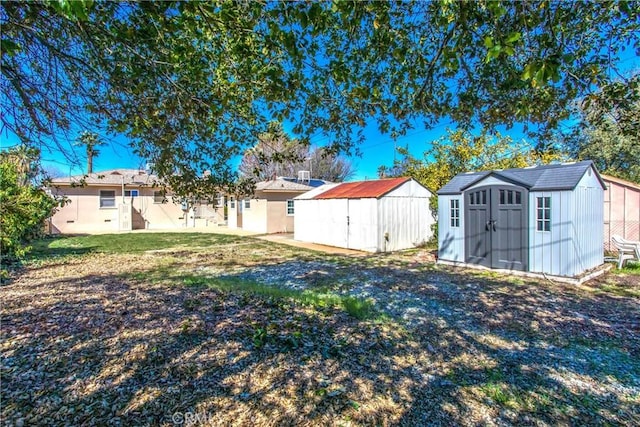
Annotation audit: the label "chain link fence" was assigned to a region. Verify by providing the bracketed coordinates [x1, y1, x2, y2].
[604, 220, 640, 253]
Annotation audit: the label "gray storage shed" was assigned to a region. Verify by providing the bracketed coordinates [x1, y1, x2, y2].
[437, 161, 606, 278]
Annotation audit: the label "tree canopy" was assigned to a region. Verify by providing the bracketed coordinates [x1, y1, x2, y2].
[380, 130, 565, 195]
[2, 1, 638, 193]
[239, 122, 354, 182]
[563, 79, 640, 183]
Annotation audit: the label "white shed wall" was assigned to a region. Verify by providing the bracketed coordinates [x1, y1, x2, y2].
[572, 170, 604, 274]
[437, 195, 465, 262]
[293, 199, 312, 241]
[378, 196, 432, 251]
[347, 198, 379, 251]
[529, 171, 604, 277]
[295, 198, 350, 249]
[528, 190, 574, 276]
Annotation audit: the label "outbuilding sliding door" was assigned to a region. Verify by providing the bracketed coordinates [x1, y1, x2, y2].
[464, 186, 528, 271]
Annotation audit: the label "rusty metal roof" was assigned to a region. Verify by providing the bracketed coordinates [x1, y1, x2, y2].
[313, 177, 411, 199]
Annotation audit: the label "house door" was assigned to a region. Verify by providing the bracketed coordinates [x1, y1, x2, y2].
[464, 186, 528, 271]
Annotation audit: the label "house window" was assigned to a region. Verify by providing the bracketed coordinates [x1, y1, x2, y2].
[124, 189, 139, 197]
[229, 197, 235, 209]
[153, 191, 166, 203]
[450, 199, 460, 227]
[287, 199, 294, 215]
[100, 190, 116, 208]
[244, 198, 251, 209]
[536, 197, 551, 231]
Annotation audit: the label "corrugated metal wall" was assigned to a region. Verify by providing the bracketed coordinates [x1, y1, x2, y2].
[293, 199, 316, 242]
[347, 198, 379, 251]
[437, 195, 465, 262]
[294, 198, 350, 249]
[378, 196, 432, 251]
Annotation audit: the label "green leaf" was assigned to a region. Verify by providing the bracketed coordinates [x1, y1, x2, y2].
[484, 36, 494, 48]
[506, 32, 521, 44]
[521, 63, 537, 81]
[1, 39, 21, 57]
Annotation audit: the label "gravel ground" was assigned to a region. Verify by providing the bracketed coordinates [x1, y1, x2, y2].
[2, 237, 640, 426]
[222, 261, 459, 328]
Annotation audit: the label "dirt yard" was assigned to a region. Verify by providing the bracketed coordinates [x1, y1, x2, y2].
[2, 234, 639, 426]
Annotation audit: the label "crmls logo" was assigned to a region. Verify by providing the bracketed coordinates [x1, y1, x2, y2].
[172, 411, 215, 425]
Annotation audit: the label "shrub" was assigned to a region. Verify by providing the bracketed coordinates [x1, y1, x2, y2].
[0, 151, 57, 262]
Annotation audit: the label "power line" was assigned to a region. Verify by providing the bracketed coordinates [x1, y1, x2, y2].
[360, 120, 452, 150]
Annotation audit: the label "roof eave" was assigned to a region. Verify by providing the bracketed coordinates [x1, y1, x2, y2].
[459, 171, 531, 192]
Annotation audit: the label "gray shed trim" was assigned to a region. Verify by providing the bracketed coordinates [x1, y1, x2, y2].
[437, 161, 606, 195]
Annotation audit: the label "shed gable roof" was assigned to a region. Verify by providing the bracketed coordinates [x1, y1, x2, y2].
[313, 177, 410, 199]
[437, 161, 605, 195]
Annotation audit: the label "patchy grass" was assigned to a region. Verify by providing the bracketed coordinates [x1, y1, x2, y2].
[2, 232, 639, 426]
[190, 275, 375, 320]
[28, 232, 246, 258]
[618, 261, 640, 275]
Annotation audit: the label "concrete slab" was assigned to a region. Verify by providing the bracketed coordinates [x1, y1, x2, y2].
[437, 259, 613, 284]
[125, 225, 261, 237]
[254, 233, 367, 256]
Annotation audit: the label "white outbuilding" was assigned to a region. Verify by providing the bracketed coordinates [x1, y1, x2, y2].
[294, 177, 434, 252]
[437, 161, 606, 279]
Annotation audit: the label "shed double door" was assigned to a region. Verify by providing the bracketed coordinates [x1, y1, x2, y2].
[465, 186, 528, 271]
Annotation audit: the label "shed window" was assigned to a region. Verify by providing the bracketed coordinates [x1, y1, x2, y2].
[500, 189, 522, 205]
[450, 199, 460, 227]
[469, 190, 486, 205]
[99, 190, 115, 208]
[286, 199, 294, 215]
[124, 189, 139, 197]
[536, 197, 551, 231]
[229, 197, 235, 209]
[244, 198, 251, 209]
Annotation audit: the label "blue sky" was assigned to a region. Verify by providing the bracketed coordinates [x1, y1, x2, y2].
[0, 114, 455, 181]
[0, 116, 517, 181]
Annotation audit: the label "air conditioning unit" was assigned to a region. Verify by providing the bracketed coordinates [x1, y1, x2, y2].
[297, 170, 311, 182]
